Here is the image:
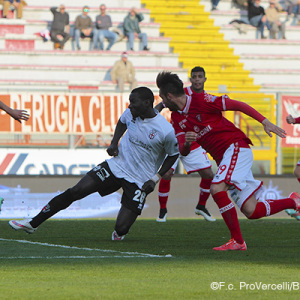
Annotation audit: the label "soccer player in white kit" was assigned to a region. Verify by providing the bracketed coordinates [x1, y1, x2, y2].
[9, 87, 179, 240]
[157, 70, 300, 251]
[155, 67, 215, 222]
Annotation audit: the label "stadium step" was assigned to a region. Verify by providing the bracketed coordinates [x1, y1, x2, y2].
[0, 79, 160, 93]
[0, 49, 179, 68]
[0, 63, 188, 82]
[0, 34, 171, 52]
[251, 69, 300, 85]
[221, 25, 300, 41]
[231, 39, 300, 55]
[27, 0, 143, 7]
[240, 54, 300, 70]
[22, 6, 151, 24]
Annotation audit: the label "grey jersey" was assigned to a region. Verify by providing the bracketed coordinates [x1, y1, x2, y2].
[107, 108, 179, 188]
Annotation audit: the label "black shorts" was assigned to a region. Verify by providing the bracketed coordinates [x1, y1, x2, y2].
[87, 161, 148, 215]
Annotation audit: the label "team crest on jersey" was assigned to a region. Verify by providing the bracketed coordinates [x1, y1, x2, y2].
[194, 126, 200, 133]
[149, 129, 158, 139]
[204, 93, 216, 103]
[196, 114, 201, 122]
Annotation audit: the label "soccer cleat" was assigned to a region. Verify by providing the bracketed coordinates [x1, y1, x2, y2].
[112, 230, 125, 241]
[285, 209, 300, 221]
[289, 192, 300, 212]
[8, 219, 37, 234]
[0, 197, 4, 211]
[285, 208, 296, 216]
[156, 208, 167, 222]
[213, 239, 247, 251]
[195, 205, 216, 222]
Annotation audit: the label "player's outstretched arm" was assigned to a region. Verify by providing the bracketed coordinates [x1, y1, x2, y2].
[0, 101, 30, 123]
[262, 119, 286, 138]
[107, 119, 127, 156]
[226, 99, 286, 138]
[286, 114, 296, 124]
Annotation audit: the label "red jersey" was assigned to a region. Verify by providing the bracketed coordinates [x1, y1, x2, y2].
[183, 86, 201, 152]
[171, 91, 253, 165]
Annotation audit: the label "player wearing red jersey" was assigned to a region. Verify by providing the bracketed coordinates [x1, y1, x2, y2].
[156, 69, 300, 251]
[156, 67, 215, 223]
[285, 114, 300, 220]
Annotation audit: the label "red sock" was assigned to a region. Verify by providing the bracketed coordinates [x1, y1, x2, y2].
[213, 191, 244, 244]
[158, 178, 171, 209]
[198, 178, 212, 206]
[297, 178, 300, 184]
[249, 198, 296, 219]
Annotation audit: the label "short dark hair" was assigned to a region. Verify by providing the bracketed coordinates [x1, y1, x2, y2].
[191, 66, 205, 76]
[131, 86, 154, 103]
[156, 71, 185, 96]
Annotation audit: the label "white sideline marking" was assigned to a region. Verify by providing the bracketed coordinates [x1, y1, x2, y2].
[0, 238, 172, 259]
[0, 256, 158, 259]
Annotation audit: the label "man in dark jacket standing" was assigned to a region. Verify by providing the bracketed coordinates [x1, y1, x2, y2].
[50, 5, 70, 49]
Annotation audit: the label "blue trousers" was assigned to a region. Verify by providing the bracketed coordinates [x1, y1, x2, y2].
[126, 32, 148, 50]
[93, 29, 117, 50]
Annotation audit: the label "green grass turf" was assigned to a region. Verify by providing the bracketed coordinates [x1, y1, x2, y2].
[0, 219, 299, 299]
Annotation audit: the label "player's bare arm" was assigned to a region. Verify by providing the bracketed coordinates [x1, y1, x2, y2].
[226, 99, 286, 138]
[286, 114, 296, 124]
[262, 119, 286, 138]
[0, 100, 30, 123]
[142, 153, 179, 194]
[107, 119, 127, 156]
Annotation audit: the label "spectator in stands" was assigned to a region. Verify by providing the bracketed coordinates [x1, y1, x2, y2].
[123, 7, 150, 51]
[233, 0, 248, 9]
[93, 4, 117, 50]
[110, 51, 138, 92]
[1, 0, 25, 19]
[285, 0, 300, 24]
[247, 0, 271, 39]
[211, 0, 221, 10]
[73, 6, 93, 51]
[265, 0, 286, 39]
[50, 5, 70, 50]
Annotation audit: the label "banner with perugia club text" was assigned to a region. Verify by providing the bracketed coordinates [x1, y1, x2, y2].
[281, 95, 300, 147]
[0, 93, 128, 134]
[0, 93, 169, 134]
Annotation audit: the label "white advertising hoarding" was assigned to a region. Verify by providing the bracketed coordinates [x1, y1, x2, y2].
[0, 148, 111, 175]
